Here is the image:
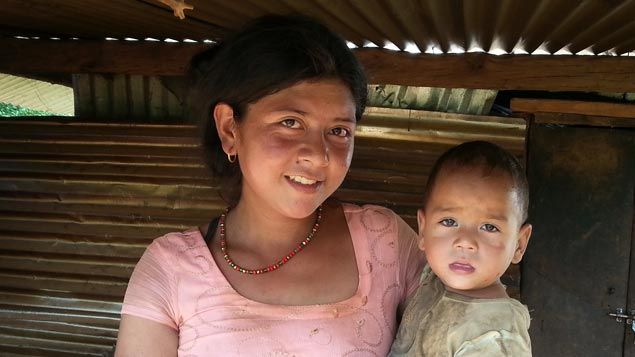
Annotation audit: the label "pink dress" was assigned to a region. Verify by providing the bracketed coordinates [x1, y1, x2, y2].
[121, 203, 425, 356]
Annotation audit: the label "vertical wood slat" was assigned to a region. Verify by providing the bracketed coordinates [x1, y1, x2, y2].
[128, 75, 145, 119]
[72, 74, 93, 117]
[111, 75, 128, 119]
[74, 74, 185, 121]
[93, 75, 111, 119]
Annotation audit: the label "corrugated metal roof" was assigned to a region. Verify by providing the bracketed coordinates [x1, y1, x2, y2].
[1, 0, 634, 55]
[0, 74, 74, 115]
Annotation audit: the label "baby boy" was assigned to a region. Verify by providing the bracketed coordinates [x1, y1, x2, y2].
[390, 141, 532, 356]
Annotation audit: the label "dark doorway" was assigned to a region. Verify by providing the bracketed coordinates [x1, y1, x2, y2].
[523, 121, 635, 356]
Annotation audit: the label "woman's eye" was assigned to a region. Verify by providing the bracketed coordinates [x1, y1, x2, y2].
[330, 127, 351, 137]
[281, 119, 300, 128]
[481, 224, 500, 233]
[440, 219, 457, 227]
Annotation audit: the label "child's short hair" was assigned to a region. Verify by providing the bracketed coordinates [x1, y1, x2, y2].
[423, 141, 529, 223]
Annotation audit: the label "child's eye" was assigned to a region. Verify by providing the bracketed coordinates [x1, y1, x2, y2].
[280, 119, 300, 128]
[440, 219, 457, 227]
[481, 224, 500, 233]
[330, 127, 351, 137]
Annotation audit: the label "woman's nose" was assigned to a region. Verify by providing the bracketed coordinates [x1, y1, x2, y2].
[298, 133, 329, 166]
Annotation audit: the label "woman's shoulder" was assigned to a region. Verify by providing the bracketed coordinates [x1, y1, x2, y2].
[340, 201, 397, 217]
[145, 228, 204, 256]
[338, 201, 403, 237]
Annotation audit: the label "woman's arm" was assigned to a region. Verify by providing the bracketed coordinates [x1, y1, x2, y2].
[115, 314, 178, 357]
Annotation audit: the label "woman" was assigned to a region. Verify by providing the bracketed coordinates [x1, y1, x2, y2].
[115, 15, 424, 356]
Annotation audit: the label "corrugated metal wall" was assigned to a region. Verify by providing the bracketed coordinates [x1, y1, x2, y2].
[0, 109, 525, 355]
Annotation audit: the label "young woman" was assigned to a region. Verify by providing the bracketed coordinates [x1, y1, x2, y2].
[115, 15, 424, 356]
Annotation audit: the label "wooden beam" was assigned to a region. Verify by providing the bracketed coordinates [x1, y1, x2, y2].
[356, 50, 635, 92]
[0, 38, 208, 76]
[511, 98, 635, 127]
[511, 98, 635, 118]
[2, 38, 635, 92]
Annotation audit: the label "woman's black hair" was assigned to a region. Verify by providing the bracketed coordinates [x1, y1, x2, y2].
[188, 14, 368, 205]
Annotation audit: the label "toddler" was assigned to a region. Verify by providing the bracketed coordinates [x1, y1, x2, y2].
[390, 141, 532, 356]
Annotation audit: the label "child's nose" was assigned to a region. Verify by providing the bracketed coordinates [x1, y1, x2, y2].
[453, 232, 477, 251]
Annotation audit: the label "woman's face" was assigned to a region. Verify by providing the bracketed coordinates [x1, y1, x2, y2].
[232, 78, 357, 219]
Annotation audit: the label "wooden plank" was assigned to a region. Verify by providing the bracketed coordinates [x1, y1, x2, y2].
[3, 319, 117, 340]
[0, 213, 194, 238]
[0, 153, 202, 166]
[0, 192, 219, 216]
[166, 83, 184, 119]
[0, 133, 199, 146]
[511, 99, 635, 119]
[148, 76, 164, 119]
[0, 38, 206, 75]
[357, 50, 635, 92]
[0, 233, 147, 259]
[112, 74, 129, 119]
[0, 306, 120, 326]
[0, 120, 198, 137]
[0, 253, 135, 279]
[0, 290, 121, 313]
[532, 112, 635, 128]
[0, 176, 217, 199]
[93, 74, 112, 119]
[0, 270, 129, 297]
[72, 73, 94, 117]
[0, 328, 111, 356]
[0, 330, 113, 351]
[0, 142, 202, 158]
[129, 74, 146, 119]
[2, 38, 635, 92]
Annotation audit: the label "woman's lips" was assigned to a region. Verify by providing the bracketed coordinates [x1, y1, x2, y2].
[285, 175, 321, 193]
[449, 262, 475, 274]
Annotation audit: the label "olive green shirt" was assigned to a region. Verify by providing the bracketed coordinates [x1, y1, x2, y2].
[390, 266, 531, 357]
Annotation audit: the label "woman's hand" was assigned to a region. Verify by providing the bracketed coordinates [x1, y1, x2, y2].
[115, 314, 178, 357]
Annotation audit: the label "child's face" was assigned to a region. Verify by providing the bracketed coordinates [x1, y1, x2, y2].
[417, 166, 531, 296]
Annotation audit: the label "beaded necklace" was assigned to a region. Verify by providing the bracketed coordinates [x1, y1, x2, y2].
[219, 205, 323, 274]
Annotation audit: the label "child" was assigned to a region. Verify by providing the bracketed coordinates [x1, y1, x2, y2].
[390, 140, 533, 356]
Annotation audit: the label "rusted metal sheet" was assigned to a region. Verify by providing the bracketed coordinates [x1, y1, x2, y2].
[0, 110, 525, 355]
[1, 0, 634, 55]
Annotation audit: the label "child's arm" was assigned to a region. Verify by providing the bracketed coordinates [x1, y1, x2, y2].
[454, 330, 531, 357]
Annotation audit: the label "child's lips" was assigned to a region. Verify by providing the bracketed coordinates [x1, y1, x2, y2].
[449, 262, 475, 273]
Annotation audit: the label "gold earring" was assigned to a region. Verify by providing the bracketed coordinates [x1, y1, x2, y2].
[227, 153, 236, 163]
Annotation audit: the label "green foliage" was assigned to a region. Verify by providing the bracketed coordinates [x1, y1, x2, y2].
[0, 102, 55, 117]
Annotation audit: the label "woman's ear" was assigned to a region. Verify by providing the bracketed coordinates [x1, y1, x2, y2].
[512, 223, 532, 264]
[213, 103, 238, 155]
[417, 208, 426, 251]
